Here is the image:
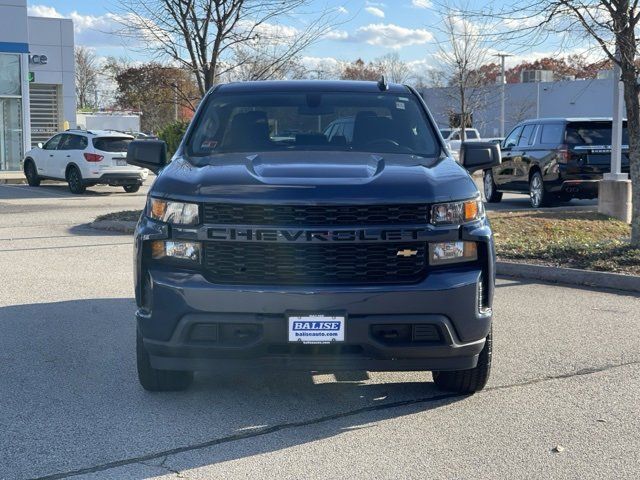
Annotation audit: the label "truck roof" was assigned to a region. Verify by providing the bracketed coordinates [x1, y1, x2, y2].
[216, 80, 411, 94]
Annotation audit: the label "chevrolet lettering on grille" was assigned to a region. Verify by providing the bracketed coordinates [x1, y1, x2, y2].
[206, 227, 432, 243]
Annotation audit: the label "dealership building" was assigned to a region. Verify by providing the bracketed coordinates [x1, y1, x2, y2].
[0, 0, 75, 173]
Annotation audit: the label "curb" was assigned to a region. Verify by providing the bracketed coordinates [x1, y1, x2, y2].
[497, 261, 640, 294]
[0, 179, 26, 185]
[90, 220, 137, 234]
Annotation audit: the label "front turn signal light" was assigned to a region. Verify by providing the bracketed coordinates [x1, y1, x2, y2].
[151, 240, 201, 263]
[431, 199, 484, 225]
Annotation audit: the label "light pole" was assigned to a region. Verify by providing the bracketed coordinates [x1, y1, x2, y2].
[598, 47, 632, 223]
[494, 53, 513, 138]
[606, 48, 627, 181]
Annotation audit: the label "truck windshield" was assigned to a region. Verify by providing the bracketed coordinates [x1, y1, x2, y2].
[186, 92, 440, 158]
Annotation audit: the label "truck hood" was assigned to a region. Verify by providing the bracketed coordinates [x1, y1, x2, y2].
[151, 151, 478, 204]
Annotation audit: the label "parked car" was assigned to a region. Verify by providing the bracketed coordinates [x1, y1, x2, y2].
[440, 128, 482, 160]
[126, 80, 501, 393]
[483, 118, 630, 208]
[323, 116, 355, 145]
[23, 130, 148, 194]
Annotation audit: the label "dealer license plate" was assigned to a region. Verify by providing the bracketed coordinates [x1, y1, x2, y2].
[288, 315, 345, 344]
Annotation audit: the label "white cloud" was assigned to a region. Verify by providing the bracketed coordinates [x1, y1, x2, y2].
[452, 15, 482, 36]
[324, 29, 350, 40]
[407, 58, 435, 73]
[336, 6, 349, 14]
[346, 23, 434, 49]
[27, 6, 176, 50]
[250, 22, 299, 41]
[502, 14, 546, 30]
[300, 56, 344, 77]
[365, 6, 385, 18]
[411, 0, 432, 8]
[27, 5, 63, 18]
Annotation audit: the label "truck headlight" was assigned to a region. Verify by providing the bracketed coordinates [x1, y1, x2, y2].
[148, 198, 199, 226]
[429, 241, 477, 265]
[430, 199, 483, 225]
[151, 240, 201, 263]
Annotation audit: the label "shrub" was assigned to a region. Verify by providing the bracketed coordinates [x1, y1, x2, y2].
[158, 121, 189, 156]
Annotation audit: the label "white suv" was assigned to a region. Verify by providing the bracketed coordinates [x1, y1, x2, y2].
[439, 128, 482, 161]
[23, 130, 149, 194]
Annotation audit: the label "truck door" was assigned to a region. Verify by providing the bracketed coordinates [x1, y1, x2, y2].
[495, 126, 523, 190]
[513, 124, 538, 191]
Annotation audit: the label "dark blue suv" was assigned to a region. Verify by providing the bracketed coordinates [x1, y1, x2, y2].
[126, 80, 501, 393]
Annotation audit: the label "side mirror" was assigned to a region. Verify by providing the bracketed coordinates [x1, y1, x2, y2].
[460, 141, 501, 174]
[126, 140, 168, 174]
[37, 142, 43, 149]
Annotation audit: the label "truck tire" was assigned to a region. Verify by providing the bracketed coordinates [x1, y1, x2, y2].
[136, 330, 193, 391]
[529, 171, 552, 208]
[123, 184, 141, 193]
[24, 160, 41, 186]
[67, 166, 86, 194]
[432, 328, 492, 394]
[483, 169, 502, 203]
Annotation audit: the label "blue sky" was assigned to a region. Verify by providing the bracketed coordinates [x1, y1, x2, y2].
[27, 0, 583, 75]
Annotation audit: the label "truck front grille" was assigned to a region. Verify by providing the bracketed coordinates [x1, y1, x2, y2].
[203, 242, 427, 285]
[202, 203, 429, 226]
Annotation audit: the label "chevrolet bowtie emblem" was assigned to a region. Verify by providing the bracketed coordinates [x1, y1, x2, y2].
[396, 249, 418, 257]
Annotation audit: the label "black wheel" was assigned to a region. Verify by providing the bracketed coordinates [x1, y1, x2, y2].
[137, 330, 193, 391]
[433, 328, 492, 394]
[24, 160, 41, 186]
[529, 171, 552, 208]
[483, 169, 502, 203]
[66, 167, 86, 194]
[123, 184, 141, 193]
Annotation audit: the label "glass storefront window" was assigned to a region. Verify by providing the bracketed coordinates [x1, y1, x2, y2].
[0, 54, 21, 96]
[0, 98, 23, 170]
[0, 53, 23, 170]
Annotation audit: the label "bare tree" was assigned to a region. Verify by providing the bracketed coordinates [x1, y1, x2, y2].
[432, 2, 494, 141]
[508, 95, 537, 126]
[302, 58, 344, 80]
[377, 52, 411, 83]
[114, 0, 338, 96]
[340, 58, 384, 81]
[75, 46, 99, 110]
[494, 0, 640, 243]
[224, 43, 308, 82]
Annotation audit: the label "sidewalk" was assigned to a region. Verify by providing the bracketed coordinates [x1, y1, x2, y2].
[0, 171, 24, 184]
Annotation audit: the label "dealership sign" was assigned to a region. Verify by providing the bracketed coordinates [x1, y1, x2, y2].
[28, 55, 48, 65]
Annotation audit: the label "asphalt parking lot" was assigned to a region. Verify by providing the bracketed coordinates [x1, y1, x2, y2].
[1, 182, 638, 480]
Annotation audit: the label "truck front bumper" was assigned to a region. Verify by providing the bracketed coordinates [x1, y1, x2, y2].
[138, 267, 492, 373]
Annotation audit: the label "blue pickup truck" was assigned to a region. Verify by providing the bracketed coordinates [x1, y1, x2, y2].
[126, 79, 501, 393]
